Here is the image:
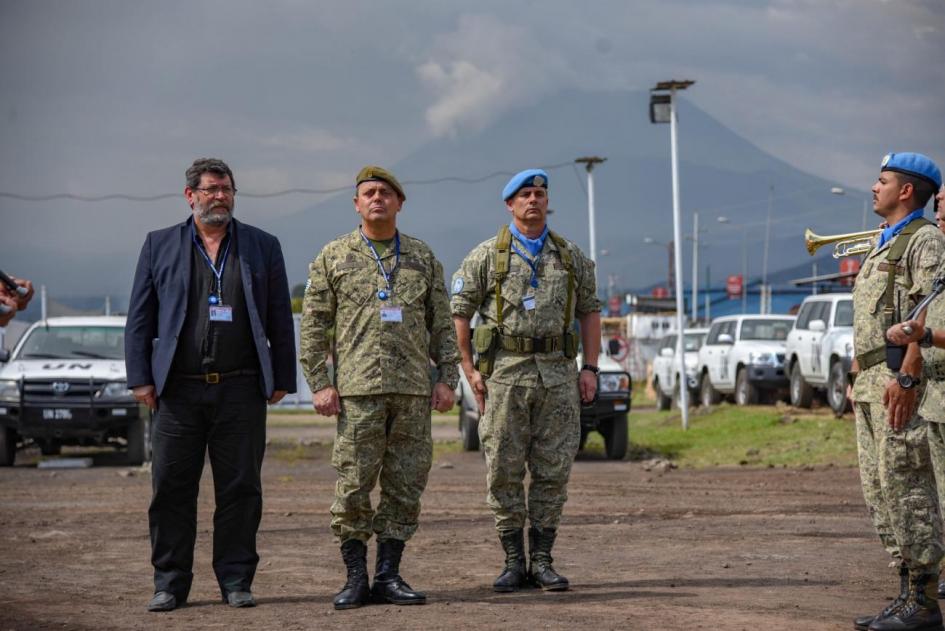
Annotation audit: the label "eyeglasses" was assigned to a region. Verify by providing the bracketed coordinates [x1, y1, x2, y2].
[195, 186, 237, 196]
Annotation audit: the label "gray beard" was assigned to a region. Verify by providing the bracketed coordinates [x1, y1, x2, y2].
[195, 200, 233, 227]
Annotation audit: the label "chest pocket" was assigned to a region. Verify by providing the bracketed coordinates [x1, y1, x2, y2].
[540, 260, 570, 316]
[333, 267, 376, 306]
[395, 268, 429, 306]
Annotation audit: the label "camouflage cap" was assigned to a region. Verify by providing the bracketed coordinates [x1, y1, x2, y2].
[356, 165, 405, 201]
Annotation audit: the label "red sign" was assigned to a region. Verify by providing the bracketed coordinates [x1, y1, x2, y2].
[726, 274, 743, 299]
[652, 286, 669, 299]
[608, 296, 622, 315]
[839, 259, 860, 287]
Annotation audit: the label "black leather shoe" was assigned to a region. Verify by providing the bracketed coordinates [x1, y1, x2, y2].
[855, 565, 909, 630]
[494, 529, 527, 593]
[147, 591, 179, 612]
[335, 539, 370, 610]
[869, 572, 941, 630]
[371, 539, 427, 605]
[528, 527, 569, 591]
[224, 591, 256, 608]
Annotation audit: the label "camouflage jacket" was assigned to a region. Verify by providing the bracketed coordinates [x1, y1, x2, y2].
[450, 228, 601, 387]
[852, 223, 945, 403]
[299, 228, 459, 397]
[919, 261, 945, 422]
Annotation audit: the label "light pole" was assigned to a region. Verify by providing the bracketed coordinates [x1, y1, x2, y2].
[650, 79, 695, 430]
[761, 185, 773, 314]
[831, 186, 871, 230]
[689, 211, 709, 324]
[575, 156, 606, 273]
[717, 216, 749, 312]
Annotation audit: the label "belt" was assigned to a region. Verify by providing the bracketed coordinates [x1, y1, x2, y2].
[924, 363, 945, 381]
[499, 334, 564, 353]
[856, 346, 887, 371]
[175, 369, 258, 384]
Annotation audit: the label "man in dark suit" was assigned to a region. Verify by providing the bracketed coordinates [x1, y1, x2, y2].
[125, 157, 296, 612]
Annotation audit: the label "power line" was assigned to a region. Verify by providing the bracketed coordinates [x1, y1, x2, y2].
[0, 161, 578, 203]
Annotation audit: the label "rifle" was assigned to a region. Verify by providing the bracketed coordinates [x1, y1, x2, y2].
[886, 276, 945, 371]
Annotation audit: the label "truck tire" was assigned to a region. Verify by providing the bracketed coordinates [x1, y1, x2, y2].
[459, 404, 480, 451]
[655, 379, 672, 411]
[735, 368, 759, 406]
[0, 427, 16, 466]
[600, 415, 628, 460]
[126, 416, 150, 466]
[700, 374, 722, 407]
[827, 360, 851, 418]
[789, 363, 814, 408]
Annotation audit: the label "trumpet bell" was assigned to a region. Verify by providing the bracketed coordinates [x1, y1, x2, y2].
[805, 227, 881, 259]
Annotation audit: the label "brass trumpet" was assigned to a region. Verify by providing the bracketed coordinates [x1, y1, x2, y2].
[804, 227, 881, 258]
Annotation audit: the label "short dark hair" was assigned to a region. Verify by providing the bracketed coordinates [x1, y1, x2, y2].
[185, 158, 235, 190]
[891, 172, 935, 210]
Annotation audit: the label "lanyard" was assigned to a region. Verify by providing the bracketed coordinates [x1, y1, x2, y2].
[510, 240, 540, 288]
[191, 223, 231, 304]
[359, 228, 400, 300]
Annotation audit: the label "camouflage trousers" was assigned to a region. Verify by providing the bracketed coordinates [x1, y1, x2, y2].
[330, 394, 432, 544]
[854, 401, 943, 572]
[478, 379, 580, 532]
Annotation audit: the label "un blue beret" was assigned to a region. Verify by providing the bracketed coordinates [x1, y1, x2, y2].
[502, 169, 549, 201]
[881, 152, 942, 189]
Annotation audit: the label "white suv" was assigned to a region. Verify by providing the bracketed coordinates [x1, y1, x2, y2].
[784, 293, 853, 416]
[651, 328, 708, 410]
[697, 315, 795, 406]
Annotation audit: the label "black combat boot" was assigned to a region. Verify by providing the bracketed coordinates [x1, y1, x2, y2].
[528, 527, 569, 591]
[868, 572, 942, 631]
[370, 539, 426, 605]
[854, 564, 908, 630]
[334, 539, 370, 610]
[493, 529, 527, 592]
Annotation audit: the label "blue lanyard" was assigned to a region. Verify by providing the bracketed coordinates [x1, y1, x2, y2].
[191, 223, 231, 303]
[510, 240, 540, 288]
[359, 228, 400, 300]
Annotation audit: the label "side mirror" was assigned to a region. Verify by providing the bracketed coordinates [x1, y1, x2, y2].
[0, 349, 9, 363]
[717, 333, 734, 345]
[809, 319, 826, 332]
[660, 347, 674, 357]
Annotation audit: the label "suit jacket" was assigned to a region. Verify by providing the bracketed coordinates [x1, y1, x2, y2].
[125, 216, 297, 398]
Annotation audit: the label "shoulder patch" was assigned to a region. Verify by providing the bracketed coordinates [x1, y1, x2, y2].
[452, 277, 464, 294]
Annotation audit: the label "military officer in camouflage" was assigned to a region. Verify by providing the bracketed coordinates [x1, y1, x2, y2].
[451, 169, 601, 593]
[299, 166, 459, 610]
[849, 153, 945, 631]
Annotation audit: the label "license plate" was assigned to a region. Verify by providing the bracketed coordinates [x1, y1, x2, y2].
[43, 409, 73, 420]
[613, 403, 628, 411]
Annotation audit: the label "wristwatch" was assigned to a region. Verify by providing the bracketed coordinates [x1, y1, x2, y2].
[581, 364, 600, 375]
[896, 373, 921, 389]
[919, 327, 934, 349]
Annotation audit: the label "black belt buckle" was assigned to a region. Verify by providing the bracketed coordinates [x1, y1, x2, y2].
[205, 372, 221, 384]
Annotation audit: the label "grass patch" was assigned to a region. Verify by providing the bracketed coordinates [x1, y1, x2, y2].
[268, 410, 457, 428]
[618, 403, 857, 468]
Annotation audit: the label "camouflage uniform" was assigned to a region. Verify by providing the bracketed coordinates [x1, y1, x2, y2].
[300, 229, 459, 543]
[450, 231, 600, 532]
[852, 223, 945, 573]
[917, 263, 945, 539]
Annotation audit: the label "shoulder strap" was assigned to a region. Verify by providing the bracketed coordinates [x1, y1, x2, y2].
[883, 218, 934, 325]
[548, 230, 575, 334]
[494, 225, 512, 329]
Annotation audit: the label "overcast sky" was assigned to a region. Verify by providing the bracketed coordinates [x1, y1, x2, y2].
[1, 0, 943, 297]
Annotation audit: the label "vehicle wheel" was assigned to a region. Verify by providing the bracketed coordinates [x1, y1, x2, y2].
[827, 361, 852, 418]
[459, 404, 480, 451]
[39, 441, 61, 456]
[126, 416, 150, 466]
[599, 415, 628, 460]
[735, 368, 759, 406]
[0, 427, 16, 466]
[655, 379, 672, 411]
[789, 363, 814, 408]
[700, 375, 722, 407]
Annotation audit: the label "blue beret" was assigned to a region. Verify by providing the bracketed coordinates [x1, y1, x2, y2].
[881, 152, 942, 189]
[502, 169, 549, 201]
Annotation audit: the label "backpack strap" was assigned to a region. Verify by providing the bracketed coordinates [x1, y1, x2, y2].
[494, 225, 512, 330]
[548, 230, 575, 334]
[882, 218, 933, 326]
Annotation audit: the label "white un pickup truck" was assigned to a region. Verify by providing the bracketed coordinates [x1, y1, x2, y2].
[0, 316, 150, 466]
[697, 314, 795, 406]
[651, 328, 708, 410]
[784, 293, 854, 417]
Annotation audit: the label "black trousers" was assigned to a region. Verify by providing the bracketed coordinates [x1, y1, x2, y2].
[149, 374, 266, 600]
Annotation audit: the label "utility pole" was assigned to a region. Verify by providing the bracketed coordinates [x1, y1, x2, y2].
[691, 211, 699, 323]
[761, 184, 773, 314]
[575, 156, 607, 273]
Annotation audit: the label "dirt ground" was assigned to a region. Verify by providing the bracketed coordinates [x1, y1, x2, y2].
[0, 415, 909, 631]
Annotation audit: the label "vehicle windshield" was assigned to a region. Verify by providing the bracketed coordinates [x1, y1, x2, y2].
[683, 333, 706, 352]
[739, 319, 793, 342]
[15, 326, 125, 360]
[834, 300, 853, 327]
